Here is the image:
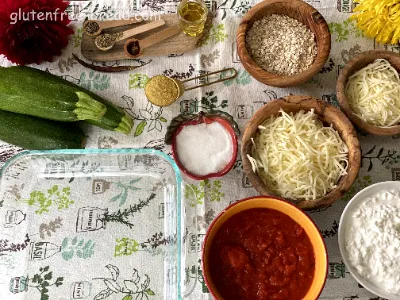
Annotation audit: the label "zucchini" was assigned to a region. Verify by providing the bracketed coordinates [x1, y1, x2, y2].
[0, 66, 133, 134]
[86, 103, 134, 134]
[0, 66, 106, 122]
[0, 110, 86, 150]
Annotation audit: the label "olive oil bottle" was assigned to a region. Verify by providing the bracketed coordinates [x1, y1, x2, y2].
[178, 0, 208, 37]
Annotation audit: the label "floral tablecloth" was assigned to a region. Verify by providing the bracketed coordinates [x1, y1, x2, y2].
[1, 0, 400, 299]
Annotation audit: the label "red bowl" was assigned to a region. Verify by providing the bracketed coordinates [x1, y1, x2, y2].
[171, 113, 238, 180]
[202, 196, 328, 300]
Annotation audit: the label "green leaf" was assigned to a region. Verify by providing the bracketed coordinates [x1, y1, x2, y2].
[84, 240, 93, 249]
[55, 277, 63, 287]
[130, 178, 142, 185]
[111, 193, 122, 202]
[122, 296, 133, 300]
[43, 266, 50, 272]
[134, 121, 147, 137]
[43, 271, 52, 280]
[42, 281, 50, 287]
[72, 236, 78, 245]
[62, 250, 74, 261]
[78, 239, 84, 247]
[159, 117, 167, 122]
[93, 82, 101, 90]
[145, 288, 155, 295]
[119, 189, 128, 206]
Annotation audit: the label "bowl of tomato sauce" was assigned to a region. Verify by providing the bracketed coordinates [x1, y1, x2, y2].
[202, 196, 327, 300]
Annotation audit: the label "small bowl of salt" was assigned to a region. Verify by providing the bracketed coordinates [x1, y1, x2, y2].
[165, 111, 239, 180]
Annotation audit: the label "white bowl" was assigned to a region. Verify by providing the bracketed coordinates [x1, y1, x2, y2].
[338, 181, 400, 300]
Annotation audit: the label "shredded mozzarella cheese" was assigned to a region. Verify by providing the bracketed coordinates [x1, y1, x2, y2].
[345, 59, 400, 127]
[249, 109, 349, 201]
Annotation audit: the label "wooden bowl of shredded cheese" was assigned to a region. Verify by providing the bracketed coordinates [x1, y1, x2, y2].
[241, 95, 361, 210]
[337, 50, 400, 136]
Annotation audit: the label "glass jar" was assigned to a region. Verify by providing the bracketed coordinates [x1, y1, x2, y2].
[177, 0, 208, 37]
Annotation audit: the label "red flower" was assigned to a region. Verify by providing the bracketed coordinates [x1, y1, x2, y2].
[0, 0, 74, 65]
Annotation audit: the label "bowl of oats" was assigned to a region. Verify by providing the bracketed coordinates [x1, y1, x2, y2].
[236, 0, 331, 87]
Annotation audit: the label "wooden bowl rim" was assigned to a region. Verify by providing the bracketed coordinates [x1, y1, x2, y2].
[236, 0, 331, 87]
[337, 50, 400, 136]
[241, 95, 361, 210]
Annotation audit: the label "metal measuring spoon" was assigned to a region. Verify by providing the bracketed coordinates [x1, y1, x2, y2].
[83, 17, 144, 36]
[145, 68, 238, 107]
[95, 19, 166, 51]
[124, 26, 181, 58]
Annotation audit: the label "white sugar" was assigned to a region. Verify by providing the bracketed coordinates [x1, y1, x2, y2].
[175, 122, 234, 176]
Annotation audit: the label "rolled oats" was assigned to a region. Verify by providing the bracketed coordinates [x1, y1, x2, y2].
[246, 14, 317, 76]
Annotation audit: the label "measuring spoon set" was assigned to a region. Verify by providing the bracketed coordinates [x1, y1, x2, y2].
[84, 18, 181, 57]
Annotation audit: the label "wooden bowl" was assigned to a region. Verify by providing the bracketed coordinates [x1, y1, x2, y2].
[236, 0, 331, 87]
[202, 196, 328, 300]
[241, 95, 361, 210]
[337, 50, 400, 136]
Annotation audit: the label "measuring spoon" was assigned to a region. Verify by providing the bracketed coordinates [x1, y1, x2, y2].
[83, 17, 144, 36]
[95, 19, 166, 51]
[124, 26, 181, 58]
[144, 68, 237, 106]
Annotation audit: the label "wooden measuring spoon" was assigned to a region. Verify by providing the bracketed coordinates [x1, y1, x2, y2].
[83, 17, 144, 36]
[124, 26, 181, 58]
[95, 19, 166, 51]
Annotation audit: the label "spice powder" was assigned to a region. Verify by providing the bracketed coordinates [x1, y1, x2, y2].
[145, 76, 180, 107]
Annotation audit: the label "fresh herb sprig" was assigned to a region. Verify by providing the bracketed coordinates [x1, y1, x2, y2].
[30, 266, 64, 300]
[140, 232, 177, 250]
[0, 233, 30, 256]
[101, 193, 156, 228]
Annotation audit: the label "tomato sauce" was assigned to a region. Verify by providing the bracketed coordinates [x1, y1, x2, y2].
[209, 208, 315, 300]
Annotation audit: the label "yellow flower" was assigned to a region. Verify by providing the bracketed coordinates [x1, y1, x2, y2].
[351, 0, 400, 44]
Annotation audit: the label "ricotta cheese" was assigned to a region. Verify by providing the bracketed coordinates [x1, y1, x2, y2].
[346, 190, 400, 294]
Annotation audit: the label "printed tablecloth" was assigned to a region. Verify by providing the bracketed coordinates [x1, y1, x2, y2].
[1, 0, 400, 299]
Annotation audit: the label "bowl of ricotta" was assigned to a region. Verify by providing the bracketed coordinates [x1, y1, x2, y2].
[338, 181, 400, 300]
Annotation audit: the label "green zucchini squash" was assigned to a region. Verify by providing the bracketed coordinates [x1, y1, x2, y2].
[0, 66, 106, 122]
[0, 66, 133, 134]
[0, 110, 86, 150]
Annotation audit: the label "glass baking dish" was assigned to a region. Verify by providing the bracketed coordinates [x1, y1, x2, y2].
[0, 148, 198, 300]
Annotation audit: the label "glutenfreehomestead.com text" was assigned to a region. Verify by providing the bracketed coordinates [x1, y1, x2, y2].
[9, 8, 162, 25]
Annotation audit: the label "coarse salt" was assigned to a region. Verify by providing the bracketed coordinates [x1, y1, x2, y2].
[346, 190, 400, 294]
[175, 122, 233, 176]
